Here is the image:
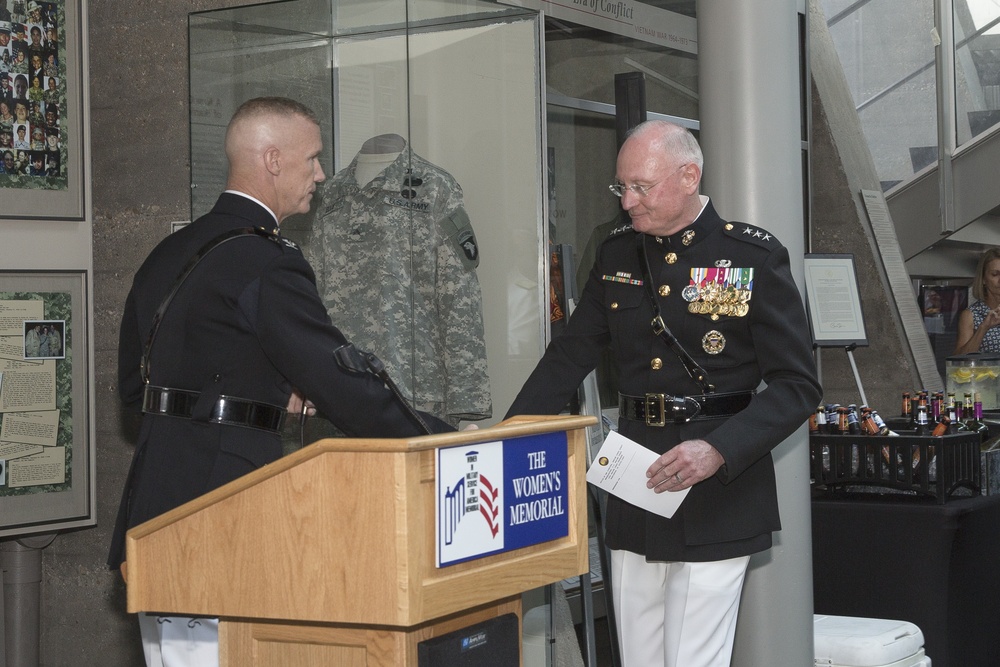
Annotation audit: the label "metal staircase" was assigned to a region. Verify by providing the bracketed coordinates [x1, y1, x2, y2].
[887, 123, 1000, 277]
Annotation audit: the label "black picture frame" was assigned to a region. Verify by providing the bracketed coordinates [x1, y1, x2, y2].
[803, 253, 869, 347]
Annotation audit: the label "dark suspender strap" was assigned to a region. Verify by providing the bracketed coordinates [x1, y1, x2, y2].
[141, 226, 280, 385]
[635, 234, 715, 394]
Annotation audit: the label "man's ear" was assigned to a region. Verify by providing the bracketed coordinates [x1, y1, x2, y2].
[264, 146, 281, 176]
[681, 162, 701, 194]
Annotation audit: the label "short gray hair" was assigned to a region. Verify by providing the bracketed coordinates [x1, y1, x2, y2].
[627, 120, 703, 172]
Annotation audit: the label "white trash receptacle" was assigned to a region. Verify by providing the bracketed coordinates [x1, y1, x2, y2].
[814, 614, 931, 667]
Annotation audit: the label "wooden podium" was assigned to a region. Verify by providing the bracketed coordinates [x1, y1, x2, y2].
[125, 414, 596, 666]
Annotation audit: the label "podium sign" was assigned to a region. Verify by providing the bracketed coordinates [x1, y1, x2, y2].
[436, 431, 569, 567]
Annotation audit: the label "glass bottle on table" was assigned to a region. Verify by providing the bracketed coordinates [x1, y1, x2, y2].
[859, 406, 880, 436]
[847, 404, 861, 435]
[836, 407, 850, 435]
[931, 392, 944, 423]
[947, 391, 958, 421]
[810, 405, 824, 435]
[917, 391, 929, 424]
[871, 409, 896, 436]
[812, 405, 830, 472]
[907, 403, 927, 482]
[946, 398, 966, 433]
[965, 391, 990, 445]
[914, 403, 930, 436]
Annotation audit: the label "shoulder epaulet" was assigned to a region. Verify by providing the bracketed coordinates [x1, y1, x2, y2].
[608, 223, 633, 238]
[256, 226, 299, 251]
[723, 222, 781, 250]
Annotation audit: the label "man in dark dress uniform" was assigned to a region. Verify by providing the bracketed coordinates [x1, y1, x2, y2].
[506, 120, 820, 666]
[111, 97, 452, 667]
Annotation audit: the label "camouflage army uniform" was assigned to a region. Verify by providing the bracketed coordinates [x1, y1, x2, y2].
[306, 144, 491, 426]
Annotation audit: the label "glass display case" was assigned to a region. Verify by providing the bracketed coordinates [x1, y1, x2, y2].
[189, 0, 546, 431]
[188, 2, 705, 662]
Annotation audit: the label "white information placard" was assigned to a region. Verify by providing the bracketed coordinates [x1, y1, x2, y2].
[803, 254, 868, 347]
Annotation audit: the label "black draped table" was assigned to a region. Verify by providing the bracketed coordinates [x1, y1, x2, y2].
[812, 493, 1000, 667]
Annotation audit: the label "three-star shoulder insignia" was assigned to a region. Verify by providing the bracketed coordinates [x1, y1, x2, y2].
[724, 222, 778, 249]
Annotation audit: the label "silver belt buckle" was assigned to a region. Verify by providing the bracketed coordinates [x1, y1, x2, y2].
[644, 393, 666, 427]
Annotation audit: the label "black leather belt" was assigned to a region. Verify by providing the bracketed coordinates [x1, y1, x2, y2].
[619, 390, 755, 426]
[142, 385, 286, 433]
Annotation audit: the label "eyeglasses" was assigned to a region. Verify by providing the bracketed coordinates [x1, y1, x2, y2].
[608, 179, 662, 198]
[609, 163, 690, 198]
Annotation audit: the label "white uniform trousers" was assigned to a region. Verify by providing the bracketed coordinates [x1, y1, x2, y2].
[138, 613, 219, 667]
[610, 549, 750, 667]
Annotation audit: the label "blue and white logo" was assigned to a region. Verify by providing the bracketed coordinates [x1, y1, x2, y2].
[436, 431, 569, 567]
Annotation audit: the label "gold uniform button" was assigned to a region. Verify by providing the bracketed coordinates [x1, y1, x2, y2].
[665, 252, 677, 264]
[725, 223, 734, 231]
[610, 302, 619, 310]
[651, 358, 663, 370]
[658, 285, 670, 297]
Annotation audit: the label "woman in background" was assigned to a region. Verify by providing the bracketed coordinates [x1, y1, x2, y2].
[955, 247, 1000, 354]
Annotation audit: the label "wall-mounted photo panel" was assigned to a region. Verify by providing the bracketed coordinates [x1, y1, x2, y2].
[0, 270, 94, 538]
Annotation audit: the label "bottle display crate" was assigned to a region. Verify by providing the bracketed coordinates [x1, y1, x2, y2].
[810, 431, 981, 503]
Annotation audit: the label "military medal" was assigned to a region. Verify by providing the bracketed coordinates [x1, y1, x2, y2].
[702, 330, 726, 354]
[687, 266, 755, 319]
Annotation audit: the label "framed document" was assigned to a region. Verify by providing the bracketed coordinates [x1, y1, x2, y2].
[803, 253, 868, 347]
[0, 270, 94, 538]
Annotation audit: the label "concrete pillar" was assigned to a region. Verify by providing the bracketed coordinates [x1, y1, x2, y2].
[696, 1, 815, 666]
[1, 536, 55, 667]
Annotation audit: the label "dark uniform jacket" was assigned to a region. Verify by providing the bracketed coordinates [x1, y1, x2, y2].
[507, 199, 821, 562]
[109, 193, 451, 567]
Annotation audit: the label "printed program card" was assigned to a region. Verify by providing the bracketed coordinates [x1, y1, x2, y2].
[586, 430, 689, 519]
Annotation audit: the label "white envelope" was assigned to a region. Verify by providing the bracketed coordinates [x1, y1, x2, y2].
[586, 430, 689, 519]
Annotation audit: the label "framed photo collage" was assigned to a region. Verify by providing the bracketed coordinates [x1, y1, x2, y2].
[0, 0, 66, 189]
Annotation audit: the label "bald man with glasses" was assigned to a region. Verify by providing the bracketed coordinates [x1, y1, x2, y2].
[507, 120, 819, 666]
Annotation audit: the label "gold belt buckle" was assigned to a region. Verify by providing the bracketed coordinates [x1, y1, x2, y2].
[644, 393, 666, 427]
